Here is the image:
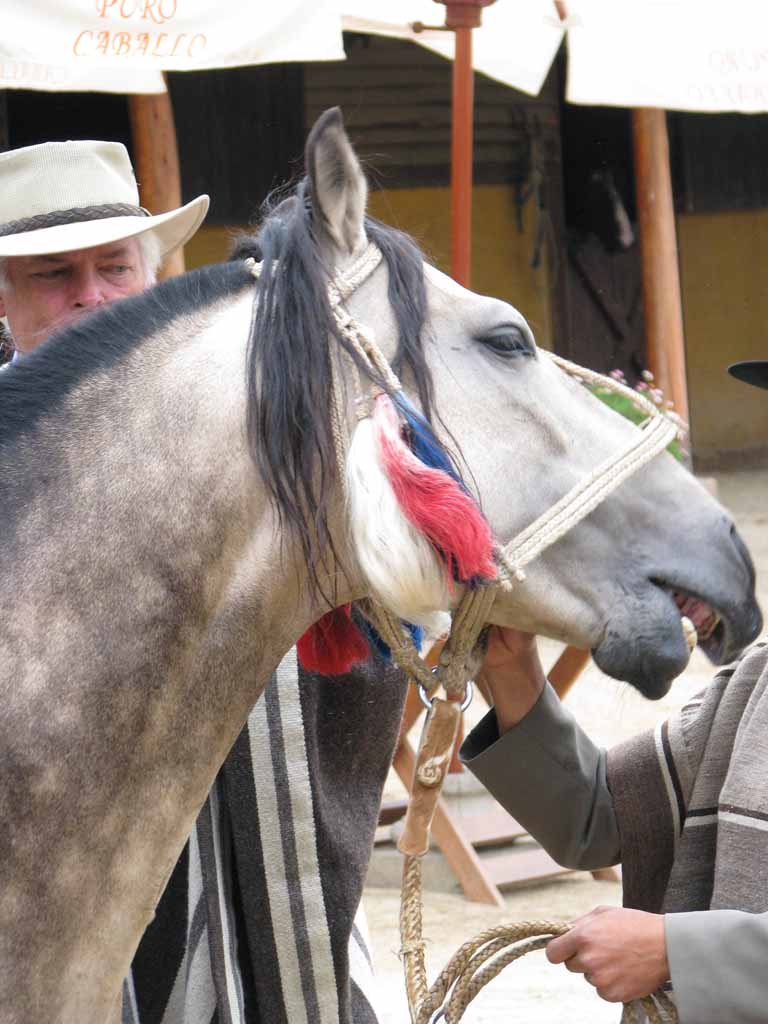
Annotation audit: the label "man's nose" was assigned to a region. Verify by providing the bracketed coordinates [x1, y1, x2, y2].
[71, 268, 108, 309]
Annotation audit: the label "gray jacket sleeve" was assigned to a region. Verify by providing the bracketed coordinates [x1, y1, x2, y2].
[461, 685, 768, 1023]
[459, 682, 620, 870]
[666, 910, 768, 1023]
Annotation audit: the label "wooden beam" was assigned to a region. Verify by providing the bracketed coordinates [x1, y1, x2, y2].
[632, 109, 689, 424]
[548, 645, 591, 701]
[393, 734, 506, 906]
[127, 81, 185, 280]
[450, 25, 474, 286]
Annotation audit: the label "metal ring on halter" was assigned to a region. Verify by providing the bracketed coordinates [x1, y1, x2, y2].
[417, 678, 474, 713]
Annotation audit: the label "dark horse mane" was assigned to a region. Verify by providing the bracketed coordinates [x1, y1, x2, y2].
[234, 179, 434, 598]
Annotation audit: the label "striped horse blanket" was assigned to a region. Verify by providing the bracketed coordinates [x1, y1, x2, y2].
[125, 648, 407, 1024]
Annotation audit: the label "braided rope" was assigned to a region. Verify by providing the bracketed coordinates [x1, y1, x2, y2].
[359, 599, 436, 692]
[246, 248, 683, 1023]
[622, 989, 678, 1024]
[0, 202, 148, 237]
[400, 866, 677, 1024]
[433, 585, 496, 700]
[329, 240, 384, 302]
[400, 856, 430, 1022]
[421, 924, 568, 1023]
[496, 351, 678, 585]
[329, 301, 401, 393]
[498, 412, 676, 584]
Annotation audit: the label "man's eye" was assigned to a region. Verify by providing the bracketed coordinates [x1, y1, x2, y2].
[33, 269, 67, 280]
[478, 325, 535, 357]
[105, 264, 131, 275]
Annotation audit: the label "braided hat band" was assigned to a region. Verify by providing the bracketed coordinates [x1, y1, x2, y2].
[0, 204, 150, 238]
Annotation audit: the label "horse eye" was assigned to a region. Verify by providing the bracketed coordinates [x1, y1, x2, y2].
[479, 325, 534, 357]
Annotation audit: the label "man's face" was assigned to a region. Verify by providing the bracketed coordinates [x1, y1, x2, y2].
[0, 237, 147, 353]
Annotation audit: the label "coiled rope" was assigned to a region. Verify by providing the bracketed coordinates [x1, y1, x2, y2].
[400, 856, 677, 1023]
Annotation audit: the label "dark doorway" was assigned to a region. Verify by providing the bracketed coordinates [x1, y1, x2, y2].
[560, 102, 646, 383]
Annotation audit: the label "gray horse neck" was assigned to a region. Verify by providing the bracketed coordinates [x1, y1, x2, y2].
[0, 300, 327, 1022]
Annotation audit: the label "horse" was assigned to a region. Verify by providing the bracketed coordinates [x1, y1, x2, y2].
[0, 107, 761, 1023]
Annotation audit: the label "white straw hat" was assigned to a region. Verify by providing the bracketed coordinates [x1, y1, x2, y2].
[0, 140, 209, 258]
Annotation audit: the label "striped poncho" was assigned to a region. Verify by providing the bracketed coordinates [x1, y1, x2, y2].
[609, 638, 768, 916]
[124, 648, 408, 1024]
[608, 638, 768, 1021]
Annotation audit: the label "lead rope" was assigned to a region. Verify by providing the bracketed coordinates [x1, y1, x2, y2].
[245, 249, 679, 1023]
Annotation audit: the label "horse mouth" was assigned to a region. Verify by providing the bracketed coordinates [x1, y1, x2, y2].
[657, 583, 725, 662]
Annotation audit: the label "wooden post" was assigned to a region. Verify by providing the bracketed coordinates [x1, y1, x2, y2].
[436, 0, 496, 287]
[450, 25, 474, 286]
[127, 80, 185, 280]
[632, 108, 689, 424]
[549, 645, 591, 700]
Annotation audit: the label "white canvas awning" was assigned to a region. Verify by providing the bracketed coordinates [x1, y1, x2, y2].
[0, 0, 345, 89]
[565, 0, 768, 113]
[5, 1, 768, 115]
[0, 58, 165, 93]
[345, 0, 768, 114]
[341, 0, 564, 97]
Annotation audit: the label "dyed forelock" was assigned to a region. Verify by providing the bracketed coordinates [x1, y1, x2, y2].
[238, 183, 433, 603]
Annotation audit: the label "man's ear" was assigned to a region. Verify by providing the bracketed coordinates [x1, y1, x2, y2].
[305, 107, 367, 255]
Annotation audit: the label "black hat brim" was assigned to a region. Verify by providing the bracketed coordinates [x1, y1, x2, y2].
[728, 361, 768, 391]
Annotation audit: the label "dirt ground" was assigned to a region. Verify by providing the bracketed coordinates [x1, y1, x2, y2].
[361, 467, 768, 1023]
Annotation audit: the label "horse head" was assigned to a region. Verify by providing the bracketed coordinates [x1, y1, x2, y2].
[252, 107, 760, 699]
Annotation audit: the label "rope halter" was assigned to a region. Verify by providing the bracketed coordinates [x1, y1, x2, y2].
[246, 245, 680, 1023]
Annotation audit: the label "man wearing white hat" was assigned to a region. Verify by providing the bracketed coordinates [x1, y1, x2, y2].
[0, 139, 208, 355]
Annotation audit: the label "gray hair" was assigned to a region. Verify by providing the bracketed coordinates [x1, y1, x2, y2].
[138, 231, 162, 285]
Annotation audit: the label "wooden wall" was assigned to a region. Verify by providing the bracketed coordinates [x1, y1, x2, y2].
[167, 64, 305, 224]
[671, 112, 768, 215]
[304, 33, 559, 191]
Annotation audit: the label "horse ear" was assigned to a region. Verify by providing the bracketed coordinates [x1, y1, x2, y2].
[306, 107, 368, 255]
